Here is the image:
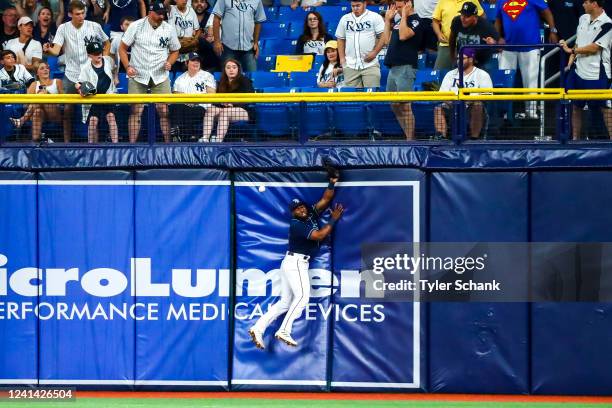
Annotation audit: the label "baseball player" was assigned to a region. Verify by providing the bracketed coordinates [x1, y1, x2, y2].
[249, 165, 344, 349]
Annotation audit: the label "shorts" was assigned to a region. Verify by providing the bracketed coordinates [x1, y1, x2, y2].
[566, 68, 611, 109]
[63, 77, 79, 94]
[387, 65, 416, 92]
[343, 64, 381, 88]
[88, 104, 115, 120]
[128, 78, 171, 94]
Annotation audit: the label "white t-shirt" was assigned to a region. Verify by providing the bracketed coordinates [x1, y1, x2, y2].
[173, 69, 216, 108]
[168, 5, 200, 62]
[335, 10, 385, 70]
[4, 37, 43, 67]
[440, 66, 492, 94]
[414, 0, 438, 19]
[317, 63, 344, 88]
[575, 12, 612, 80]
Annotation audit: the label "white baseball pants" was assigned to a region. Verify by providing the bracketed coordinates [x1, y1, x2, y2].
[253, 252, 311, 335]
[499, 49, 541, 114]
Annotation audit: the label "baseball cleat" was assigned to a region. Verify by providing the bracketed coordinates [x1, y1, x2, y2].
[248, 327, 265, 350]
[274, 331, 298, 347]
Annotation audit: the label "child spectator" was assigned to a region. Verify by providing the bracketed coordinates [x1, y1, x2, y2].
[109, 15, 133, 82]
[317, 40, 344, 88]
[76, 41, 118, 143]
[0, 49, 34, 89]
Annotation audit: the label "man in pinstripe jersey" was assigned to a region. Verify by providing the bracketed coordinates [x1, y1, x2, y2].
[249, 175, 344, 349]
[44, 0, 110, 142]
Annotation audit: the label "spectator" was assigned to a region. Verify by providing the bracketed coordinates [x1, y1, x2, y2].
[5, 17, 43, 73]
[119, 1, 180, 143]
[76, 41, 118, 143]
[15, 0, 43, 22]
[561, 0, 612, 139]
[414, 0, 439, 52]
[107, 0, 145, 40]
[171, 52, 216, 140]
[87, 0, 109, 26]
[317, 40, 344, 88]
[0, 49, 34, 88]
[167, 0, 200, 72]
[548, 0, 583, 40]
[291, 0, 326, 10]
[383, 0, 423, 140]
[432, 0, 483, 69]
[33, 6, 58, 45]
[448, 2, 498, 70]
[109, 15, 133, 82]
[193, 0, 220, 72]
[296, 11, 333, 55]
[212, 0, 266, 72]
[9, 61, 63, 142]
[44, 0, 110, 142]
[495, 0, 558, 119]
[0, 6, 19, 47]
[336, 0, 386, 88]
[434, 48, 492, 139]
[202, 58, 253, 142]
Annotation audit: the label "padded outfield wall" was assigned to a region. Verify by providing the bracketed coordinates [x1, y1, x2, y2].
[0, 143, 611, 395]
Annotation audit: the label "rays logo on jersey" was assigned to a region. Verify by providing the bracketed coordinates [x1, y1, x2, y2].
[159, 37, 170, 47]
[452, 78, 476, 88]
[174, 17, 195, 30]
[231, 0, 255, 12]
[345, 20, 372, 32]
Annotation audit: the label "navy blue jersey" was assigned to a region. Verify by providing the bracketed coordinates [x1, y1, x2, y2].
[288, 205, 321, 256]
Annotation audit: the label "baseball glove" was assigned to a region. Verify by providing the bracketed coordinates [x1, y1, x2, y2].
[322, 157, 340, 179]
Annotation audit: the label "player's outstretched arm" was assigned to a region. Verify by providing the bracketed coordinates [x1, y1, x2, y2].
[309, 204, 344, 241]
[314, 177, 338, 213]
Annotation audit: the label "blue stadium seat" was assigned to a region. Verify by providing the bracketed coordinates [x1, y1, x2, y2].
[414, 69, 442, 91]
[262, 39, 298, 55]
[117, 72, 129, 94]
[417, 53, 427, 70]
[260, 22, 290, 39]
[300, 102, 332, 138]
[213, 72, 222, 82]
[251, 71, 288, 89]
[380, 68, 389, 90]
[298, 86, 336, 92]
[264, 6, 279, 21]
[258, 54, 276, 71]
[317, 6, 346, 26]
[484, 2, 497, 22]
[331, 103, 371, 136]
[288, 23, 302, 39]
[310, 54, 325, 71]
[489, 52, 500, 71]
[289, 71, 318, 87]
[277, 6, 310, 23]
[366, 5, 387, 14]
[369, 103, 404, 138]
[413, 102, 436, 137]
[255, 103, 296, 136]
[261, 87, 300, 93]
[46, 56, 59, 72]
[492, 69, 516, 88]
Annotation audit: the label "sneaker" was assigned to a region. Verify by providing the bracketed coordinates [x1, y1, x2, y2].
[275, 330, 298, 347]
[248, 327, 265, 350]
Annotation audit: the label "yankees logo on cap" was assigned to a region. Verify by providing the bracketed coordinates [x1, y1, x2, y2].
[460, 1, 478, 16]
[149, 1, 166, 13]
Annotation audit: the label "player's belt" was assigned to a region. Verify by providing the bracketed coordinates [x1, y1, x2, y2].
[286, 251, 310, 261]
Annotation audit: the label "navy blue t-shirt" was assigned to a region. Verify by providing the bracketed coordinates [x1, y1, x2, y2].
[288, 205, 321, 257]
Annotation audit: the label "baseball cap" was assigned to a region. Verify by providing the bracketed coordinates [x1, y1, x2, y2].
[324, 40, 338, 50]
[149, 2, 166, 14]
[17, 16, 33, 26]
[86, 42, 103, 54]
[460, 1, 478, 16]
[188, 52, 201, 61]
[289, 198, 307, 212]
[463, 47, 476, 58]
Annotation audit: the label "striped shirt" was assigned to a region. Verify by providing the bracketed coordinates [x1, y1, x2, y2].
[169, 5, 200, 62]
[212, 0, 266, 51]
[335, 10, 385, 70]
[53, 20, 109, 82]
[122, 17, 181, 85]
[0, 64, 34, 88]
[173, 69, 216, 108]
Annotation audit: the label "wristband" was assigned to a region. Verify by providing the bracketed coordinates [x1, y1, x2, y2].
[327, 181, 336, 190]
[328, 218, 337, 228]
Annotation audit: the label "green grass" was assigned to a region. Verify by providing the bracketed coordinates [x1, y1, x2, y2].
[1, 399, 611, 408]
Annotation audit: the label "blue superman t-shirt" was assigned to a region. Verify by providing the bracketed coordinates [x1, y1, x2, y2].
[496, 0, 548, 47]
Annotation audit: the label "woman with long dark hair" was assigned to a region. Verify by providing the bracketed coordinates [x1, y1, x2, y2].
[201, 58, 254, 142]
[295, 11, 333, 55]
[33, 6, 58, 45]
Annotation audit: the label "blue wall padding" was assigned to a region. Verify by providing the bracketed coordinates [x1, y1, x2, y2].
[531, 171, 612, 395]
[429, 172, 529, 394]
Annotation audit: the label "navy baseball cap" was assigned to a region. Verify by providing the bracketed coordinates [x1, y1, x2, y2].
[289, 198, 307, 212]
[460, 2, 478, 16]
[188, 52, 201, 61]
[86, 42, 103, 54]
[149, 2, 166, 14]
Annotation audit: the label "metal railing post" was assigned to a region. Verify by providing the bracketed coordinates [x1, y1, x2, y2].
[147, 102, 156, 145]
[298, 101, 307, 144]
